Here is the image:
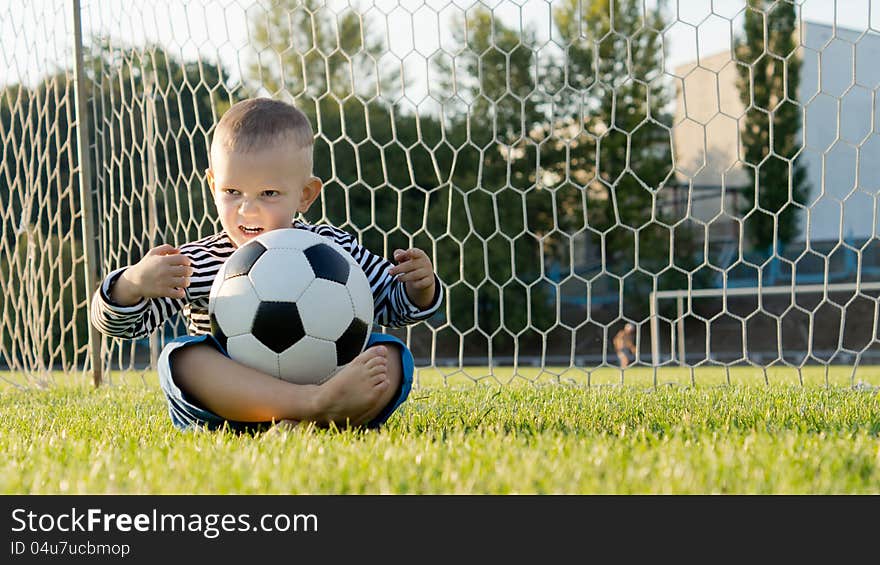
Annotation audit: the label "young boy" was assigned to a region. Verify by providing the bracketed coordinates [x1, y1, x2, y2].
[90, 98, 443, 432]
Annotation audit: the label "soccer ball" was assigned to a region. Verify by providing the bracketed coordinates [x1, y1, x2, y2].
[208, 228, 373, 384]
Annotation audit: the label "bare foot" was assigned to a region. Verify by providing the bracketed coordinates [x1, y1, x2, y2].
[313, 345, 389, 427]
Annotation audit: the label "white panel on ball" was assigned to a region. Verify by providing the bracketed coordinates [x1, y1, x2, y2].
[211, 276, 260, 337]
[297, 279, 355, 340]
[248, 248, 313, 302]
[277, 336, 339, 384]
[226, 334, 281, 378]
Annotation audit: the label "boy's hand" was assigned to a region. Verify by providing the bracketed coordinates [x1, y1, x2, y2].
[112, 244, 193, 305]
[389, 247, 437, 310]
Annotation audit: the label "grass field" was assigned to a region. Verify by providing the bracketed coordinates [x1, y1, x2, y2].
[1, 366, 878, 494]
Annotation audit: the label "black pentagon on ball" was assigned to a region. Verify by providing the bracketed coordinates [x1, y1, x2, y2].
[303, 243, 349, 285]
[209, 313, 228, 352]
[251, 301, 306, 353]
[224, 241, 267, 279]
[335, 318, 369, 365]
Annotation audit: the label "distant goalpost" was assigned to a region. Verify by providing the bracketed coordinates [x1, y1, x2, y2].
[650, 282, 880, 368]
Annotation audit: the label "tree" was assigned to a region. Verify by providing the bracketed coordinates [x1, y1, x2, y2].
[245, 0, 445, 242]
[550, 0, 694, 319]
[0, 76, 88, 370]
[0, 42, 237, 370]
[735, 0, 808, 253]
[248, 0, 387, 101]
[0, 228, 87, 370]
[429, 8, 560, 359]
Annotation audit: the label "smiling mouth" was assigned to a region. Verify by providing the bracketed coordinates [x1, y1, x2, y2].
[239, 226, 264, 236]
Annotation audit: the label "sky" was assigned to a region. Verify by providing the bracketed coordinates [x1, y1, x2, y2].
[2, 0, 879, 91]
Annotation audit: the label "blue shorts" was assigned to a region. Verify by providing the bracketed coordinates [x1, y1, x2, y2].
[157, 332, 414, 433]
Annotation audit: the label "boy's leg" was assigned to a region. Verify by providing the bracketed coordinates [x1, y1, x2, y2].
[159, 335, 391, 431]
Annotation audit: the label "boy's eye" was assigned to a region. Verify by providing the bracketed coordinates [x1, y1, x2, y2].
[221, 188, 278, 197]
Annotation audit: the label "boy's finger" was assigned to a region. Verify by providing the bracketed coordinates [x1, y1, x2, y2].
[169, 272, 190, 285]
[163, 253, 191, 267]
[389, 261, 416, 275]
[168, 286, 187, 299]
[392, 254, 428, 269]
[409, 277, 434, 289]
[397, 267, 431, 282]
[149, 244, 177, 256]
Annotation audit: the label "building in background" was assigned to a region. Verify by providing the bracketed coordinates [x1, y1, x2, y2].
[672, 20, 880, 251]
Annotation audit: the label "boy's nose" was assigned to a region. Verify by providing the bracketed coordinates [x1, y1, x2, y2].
[238, 199, 259, 215]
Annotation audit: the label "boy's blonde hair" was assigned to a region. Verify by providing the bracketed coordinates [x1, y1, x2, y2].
[210, 98, 314, 169]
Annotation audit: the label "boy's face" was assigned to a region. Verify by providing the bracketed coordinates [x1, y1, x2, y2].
[207, 138, 321, 248]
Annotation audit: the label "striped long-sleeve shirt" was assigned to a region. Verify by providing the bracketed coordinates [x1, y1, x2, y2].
[90, 220, 443, 340]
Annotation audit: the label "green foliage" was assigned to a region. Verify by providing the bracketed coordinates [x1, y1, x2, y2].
[0, 41, 237, 250]
[248, 0, 386, 100]
[0, 76, 79, 242]
[735, 0, 809, 252]
[1, 372, 878, 493]
[0, 77, 89, 368]
[1, 2, 720, 368]
[548, 0, 699, 314]
[0, 42, 239, 370]
[0, 229, 88, 368]
[431, 9, 556, 354]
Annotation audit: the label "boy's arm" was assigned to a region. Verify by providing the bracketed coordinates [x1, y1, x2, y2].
[367, 246, 442, 328]
[91, 244, 192, 339]
[91, 268, 185, 339]
[379, 271, 443, 328]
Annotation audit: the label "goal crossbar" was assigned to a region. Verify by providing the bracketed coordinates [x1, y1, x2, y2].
[649, 282, 880, 366]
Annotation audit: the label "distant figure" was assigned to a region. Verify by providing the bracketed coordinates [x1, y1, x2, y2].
[613, 323, 637, 369]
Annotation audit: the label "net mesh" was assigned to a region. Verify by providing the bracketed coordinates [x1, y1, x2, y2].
[2, 0, 879, 386]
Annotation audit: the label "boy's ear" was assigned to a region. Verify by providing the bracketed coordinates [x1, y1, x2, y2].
[298, 176, 323, 213]
[205, 169, 215, 191]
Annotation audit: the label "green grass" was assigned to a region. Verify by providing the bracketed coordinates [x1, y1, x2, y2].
[414, 363, 880, 388]
[1, 367, 879, 494]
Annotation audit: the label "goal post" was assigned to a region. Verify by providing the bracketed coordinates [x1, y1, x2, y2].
[650, 282, 880, 367]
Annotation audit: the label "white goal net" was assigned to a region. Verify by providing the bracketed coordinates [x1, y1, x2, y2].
[2, 0, 879, 386]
